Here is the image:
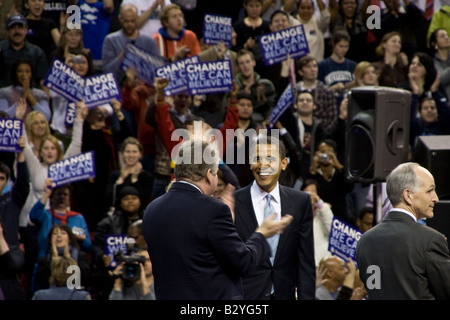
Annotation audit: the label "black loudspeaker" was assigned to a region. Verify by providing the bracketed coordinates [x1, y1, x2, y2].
[345, 86, 411, 183]
[414, 135, 450, 200]
[426, 200, 450, 248]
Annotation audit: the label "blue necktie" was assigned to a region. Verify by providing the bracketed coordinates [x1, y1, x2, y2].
[264, 194, 279, 265]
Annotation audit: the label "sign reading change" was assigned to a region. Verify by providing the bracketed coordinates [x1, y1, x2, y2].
[44, 58, 85, 102]
[155, 55, 200, 96]
[0, 119, 22, 152]
[83, 73, 121, 108]
[48, 151, 96, 187]
[186, 60, 233, 95]
[258, 24, 310, 66]
[203, 13, 233, 46]
[44, 58, 121, 107]
[328, 217, 362, 261]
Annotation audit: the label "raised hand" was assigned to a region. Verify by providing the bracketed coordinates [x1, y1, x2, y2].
[15, 98, 27, 119]
[257, 213, 293, 239]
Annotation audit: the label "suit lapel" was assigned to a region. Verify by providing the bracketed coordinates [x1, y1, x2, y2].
[235, 185, 259, 236]
[274, 186, 295, 264]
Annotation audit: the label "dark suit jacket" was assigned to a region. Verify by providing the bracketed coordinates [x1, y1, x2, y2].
[234, 184, 316, 300]
[142, 182, 271, 300]
[356, 211, 450, 300]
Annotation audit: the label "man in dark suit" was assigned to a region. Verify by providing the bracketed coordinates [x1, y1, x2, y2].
[234, 135, 316, 300]
[142, 139, 293, 300]
[356, 162, 450, 300]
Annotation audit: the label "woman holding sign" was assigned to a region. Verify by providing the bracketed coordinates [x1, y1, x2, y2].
[19, 99, 88, 289]
[20, 100, 88, 228]
[49, 50, 100, 151]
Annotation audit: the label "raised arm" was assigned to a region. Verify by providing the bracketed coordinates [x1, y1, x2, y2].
[63, 100, 87, 159]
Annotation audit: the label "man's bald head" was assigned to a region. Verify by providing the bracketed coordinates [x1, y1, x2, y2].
[120, 3, 138, 17]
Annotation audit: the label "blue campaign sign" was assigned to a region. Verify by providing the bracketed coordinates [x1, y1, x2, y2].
[120, 43, 167, 85]
[44, 58, 85, 102]
[104, 234, 128, 269]
[328, 217, 362, 261]
[0, 119, 22, 152]
[203, 13, 233, 46]
[155, 55, 200, 96]
[186, 60, 233, 95]
[83, 73, 122, 108]
[258, 25, 310, 66]
[267, 84, 294, 128]
[64, 102, 77, 127]
[48, 151, 96, 187]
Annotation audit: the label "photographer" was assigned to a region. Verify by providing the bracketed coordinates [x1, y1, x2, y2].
[91, 186, 143, 299]
[109, 249, 155, 300]
[308, 139, 355, 226]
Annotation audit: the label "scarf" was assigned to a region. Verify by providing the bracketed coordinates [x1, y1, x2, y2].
[50, 209, 81, 225]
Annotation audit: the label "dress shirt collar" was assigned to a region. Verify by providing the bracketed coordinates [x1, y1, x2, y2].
[250, 180, 281, 205]
[390, 208, 417, 222]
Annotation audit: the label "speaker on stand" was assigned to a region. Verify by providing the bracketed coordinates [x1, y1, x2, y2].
[345, 86, 411, 223]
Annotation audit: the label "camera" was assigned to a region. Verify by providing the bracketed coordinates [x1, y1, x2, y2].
[71, 55, 83, 64]
[114, 251, 146, 283]
[319, 153, 330, 163]
[72, 226, 85, 237]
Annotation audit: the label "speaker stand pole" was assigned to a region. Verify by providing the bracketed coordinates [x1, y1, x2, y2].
[373, 182, 383, 225]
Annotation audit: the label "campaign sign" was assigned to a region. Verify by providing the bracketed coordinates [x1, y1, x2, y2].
[0, 119, 22, 152]
[64, 102, 77, 127]
[48, 151, 96, 187]
[186, 60, 233, 95]
[120, 44, 167, 85]
[267, 84, 294, 128]
[155, 55, 200, 96]
[44, 58, 85, 102]
[203, 13, 233, 46]
[83, 73, 121, 108]
[258, 24, 310, 66]
[328, 217, 362, 261]
[104, 234, 128, 269]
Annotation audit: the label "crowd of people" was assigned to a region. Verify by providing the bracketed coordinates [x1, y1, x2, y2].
[0, 0, 449, 301]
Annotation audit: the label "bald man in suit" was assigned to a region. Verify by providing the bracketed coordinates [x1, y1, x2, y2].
[357, 162, 450, 300]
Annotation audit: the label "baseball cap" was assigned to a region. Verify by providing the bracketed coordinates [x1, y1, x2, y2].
[6, 14, 28, 29]
[119, 186, 140, 200]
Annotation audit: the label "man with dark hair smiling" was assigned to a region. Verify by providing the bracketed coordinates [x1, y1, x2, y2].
[142, 139, 292, 299]
[233, 135, 316, 300]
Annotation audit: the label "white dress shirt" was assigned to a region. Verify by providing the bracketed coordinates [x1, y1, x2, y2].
[250, 180, 282, 226]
